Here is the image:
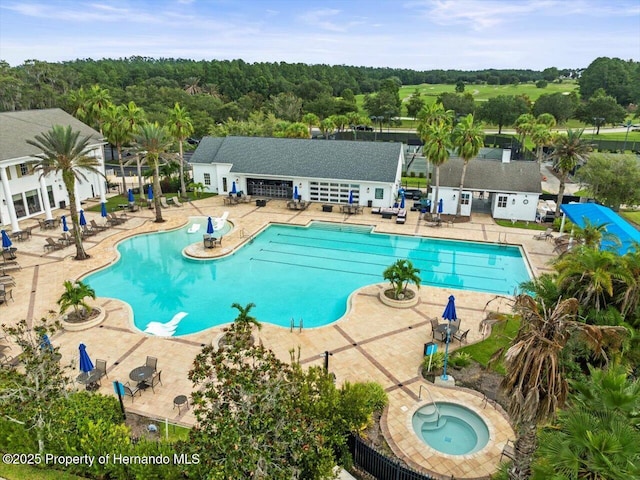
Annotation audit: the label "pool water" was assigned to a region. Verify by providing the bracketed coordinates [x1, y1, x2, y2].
[83, 221, 530, 335]
[412, 402, 490, 455]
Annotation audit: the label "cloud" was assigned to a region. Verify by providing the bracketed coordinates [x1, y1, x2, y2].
[298, 8, 348, 32]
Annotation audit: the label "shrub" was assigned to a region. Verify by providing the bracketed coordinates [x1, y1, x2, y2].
[410, 171, 416, 177]
[422, 351, 445, 374]
[449, 351, 472, 368]
[339, 381, 389, 433]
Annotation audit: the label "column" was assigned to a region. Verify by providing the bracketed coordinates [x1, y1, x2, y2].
[38, 171, 53, 220]
[0, 166, 20, 232]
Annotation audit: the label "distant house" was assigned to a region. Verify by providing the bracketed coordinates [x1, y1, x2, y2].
[433, 150, 541, 221]
[0, 109, 106, 230]
[189, 136, 404, 207]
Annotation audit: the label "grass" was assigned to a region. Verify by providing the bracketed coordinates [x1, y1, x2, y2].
[0, 463, 87, 480]
[494, 219, 550, 231]
[621, 210, 640, 228]
[158, 421, 191, 442]
[400, 176, 429, 189]
[457, 317, 520, 375]
[85, 192, 216, 214]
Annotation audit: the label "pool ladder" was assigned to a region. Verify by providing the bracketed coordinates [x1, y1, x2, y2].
[290, 317, 303, 333]
[418, 385, 441, 427]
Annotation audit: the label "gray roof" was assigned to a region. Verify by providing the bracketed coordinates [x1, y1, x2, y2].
[191, 136, 402, 183]
[0, 108, 103, 162]
[438, 157, 541, 194]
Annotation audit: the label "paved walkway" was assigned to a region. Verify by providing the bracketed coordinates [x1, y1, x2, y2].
[1, 196, 558, 479]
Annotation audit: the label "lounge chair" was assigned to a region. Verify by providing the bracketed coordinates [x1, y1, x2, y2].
[533, 228, 553, 240]
[160, 197, 170, 209]
[82, 225, 96, 237]
[170, 197, 183, 207]
[44, 237, 64, 251]
[0, 286, 13, 304]
[90, 219, 108, 232]
[107, 213, 124, 226]
[0, 275, 16, 287]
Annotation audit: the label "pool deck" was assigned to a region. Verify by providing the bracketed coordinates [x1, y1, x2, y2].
[1, 196, 558, 479]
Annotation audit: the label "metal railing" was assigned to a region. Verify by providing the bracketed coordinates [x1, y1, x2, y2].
[418, 385, 441, 427]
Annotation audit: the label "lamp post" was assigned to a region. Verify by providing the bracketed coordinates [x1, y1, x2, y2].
[621, 120, 638, 152]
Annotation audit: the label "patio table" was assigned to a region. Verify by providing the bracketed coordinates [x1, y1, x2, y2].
[129, 365, 155, 388]
[77, 370, 101, 391]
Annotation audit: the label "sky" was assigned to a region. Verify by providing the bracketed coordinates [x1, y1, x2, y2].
[1, 0, 639, 71]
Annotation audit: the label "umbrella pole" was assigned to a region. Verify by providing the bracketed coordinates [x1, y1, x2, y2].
[441, 325, 451, 380]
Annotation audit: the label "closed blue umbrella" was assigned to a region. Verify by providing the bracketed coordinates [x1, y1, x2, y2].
[442, 295, 457, 321]
[1, 230, 12, 249]
[147, 185, 153, 201]
[127, 189, 134, 203]
[61, 215, 69, 232]
[100, 202, 108, 218]
[40, 334, 53, 352]
[207, 217, 214, 235]
[399, 192, 405, 209]
[231, 181, 237, 194]
[438, 198, 444, 214]
[293, 185, 298, 200]
[79, 210, 87, 227]
[348, 190, 354, 204]
[79, 343, 94, 373]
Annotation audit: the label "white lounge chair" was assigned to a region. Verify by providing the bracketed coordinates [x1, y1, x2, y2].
[187, 224, 201, 234]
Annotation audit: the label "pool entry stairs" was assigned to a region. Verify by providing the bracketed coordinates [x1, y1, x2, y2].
[415, 404, 445, 431]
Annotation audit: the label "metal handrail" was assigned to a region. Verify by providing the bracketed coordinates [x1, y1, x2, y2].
[418, 385, 441, 426]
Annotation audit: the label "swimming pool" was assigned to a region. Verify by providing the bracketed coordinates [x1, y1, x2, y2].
[83, 221, 530, 335]
[412, 402, 490, 455]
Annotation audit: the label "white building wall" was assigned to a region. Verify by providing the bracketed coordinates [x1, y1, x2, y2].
[431, 187, 471, 216]
[491, 192, 538, 221]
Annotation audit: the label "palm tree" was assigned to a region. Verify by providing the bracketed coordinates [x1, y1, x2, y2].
[301, 113, 319, 138]
[618, 245, 640, 321]
[514, 113, 536, 150]
[133, 122, 175, 223]
[27, 125, 102, 260]
[420, 121, 452, 218]
[571, 219, 620, 249]
[167, 103, 194, 198]
[518, 272, 561, 309]
[80, 85, 112, 134]
[530, 124, 552, 163]
[102, 104, 130, 195]
[451, 114, 484, 216]
[382, 259, 421, 299]
[119, 102, 146, 199]
[319, 118, 335, 139]
[551, 129, 592, 218]
[57, 280, 96, 320]
[496, 294, 627, 480]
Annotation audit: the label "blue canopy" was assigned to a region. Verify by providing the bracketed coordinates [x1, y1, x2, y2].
[438, 198, 444, 214]
[293, 185, 298, 200]
[61, 215, 69, 232]
[560, 203, 640, 255]
[348, 190, 354, 204]
[79, 210, 87, 227]
[79, 343, 94, 373]
[1, 230, 12, 249]
[128, 189, 134, 203]
[231, 181, 237, 194]
[399, 192, 405, 209]
[100, 202, 108, 218]
[147, 185, 153, 201]
[442, 295, 457, 321]
[207, 217, 214, 235]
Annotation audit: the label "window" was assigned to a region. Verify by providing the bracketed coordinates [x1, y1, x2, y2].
[203, 173, 211, 186]
[375, 188, 384, 200]
[461, 193, 470, 205]
[47, 186, 55, 208]
[20, 163, 29, 176]
[12, 193, 26, 218]
[497, 195, 507, 208]
[25, 189, 41, 215]
[222, 177, 227, 192]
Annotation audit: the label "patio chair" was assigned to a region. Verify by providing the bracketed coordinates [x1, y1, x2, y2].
[203, 236, 215, 249]
[500, 439, 516, 462]
[145, 356, 158, 372]
[2, 250, 17, 262]
[533, 228, 553, 240]
[453, 329, 470, 345]
[22, 225, 36, 240]
[123, 382, 141, 402]
[148, 370, 163, 393]
[0, 286, 13, 305]
[160, 197, 170, 209]
[95, 359, 108, 381]
[430, 317, 439, 339]
[44, 238, 64, 251]
[170, 197, 183, 207]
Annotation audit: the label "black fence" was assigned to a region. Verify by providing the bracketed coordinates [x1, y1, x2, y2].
[348, 434, 434, 480]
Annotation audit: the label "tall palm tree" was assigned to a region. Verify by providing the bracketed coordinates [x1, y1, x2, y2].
[102, 104, 130, 195]
[133, 122, 175, 223]
[496, 294, 627, 480]
[119, 102, 146, 199]
[514, 113, 536, 150]
[302, 113, 319, 138]
[81, 85, 112, 134]
[551, 129, 592, 218]
[571, 219, 620, 249]
[420, 121, 452, 218]
[27, 125, 102, 260]
[167, 103, 194, 198]
[451, 114, 484, 216]
[530, 124, 553, 163]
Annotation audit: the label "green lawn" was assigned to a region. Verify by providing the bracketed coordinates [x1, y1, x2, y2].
[457, 317, 520, 375]
[494, 219, 549, 231]
[621, 210, 640, 228]
[85, 192, 216, 214]
[0, 463, 87, 480]
[159, 422, 191, 442]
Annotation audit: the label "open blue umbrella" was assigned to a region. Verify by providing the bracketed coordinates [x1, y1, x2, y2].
[1, 230, 12, 249]
[207, 216, 214, 235]
[100, 202, 108, 218]
[438, 198, 444, 214]
[61, 215, 69, 232]
[348, 190, 354, 204]
[79, 210, 87, 227]
[442, 295, 457, 321]
[399, 192, 405, 209]
[231, 181, 237, 194]
[79, 343, 94, 373]
[293, 185, 298, 200]
[127, 189, 134, 203]
[147, 185, 153, 201]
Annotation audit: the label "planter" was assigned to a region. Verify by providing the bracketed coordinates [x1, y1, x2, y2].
[61, 308, 105, 331]
[378, 288, 419, 308]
